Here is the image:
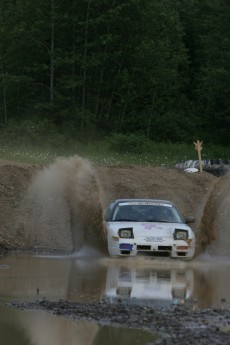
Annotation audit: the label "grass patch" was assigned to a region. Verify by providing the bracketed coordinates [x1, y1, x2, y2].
[0, 139, 229, 166]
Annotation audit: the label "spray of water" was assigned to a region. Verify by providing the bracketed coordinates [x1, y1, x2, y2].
[23, 155, 106, 253]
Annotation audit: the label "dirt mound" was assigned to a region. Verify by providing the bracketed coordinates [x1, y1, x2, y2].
[201, 174, 230, 257]
[0, 162, 38, 249]
[0, 157, 227, 256]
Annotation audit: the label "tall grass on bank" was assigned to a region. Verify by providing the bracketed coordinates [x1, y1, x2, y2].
[0, 137, 229, 166]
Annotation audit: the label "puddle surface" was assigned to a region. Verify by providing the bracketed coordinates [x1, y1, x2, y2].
[0, 305, 156, 345]
[0, 251, 229, 343]
[0, 251, 230, 308]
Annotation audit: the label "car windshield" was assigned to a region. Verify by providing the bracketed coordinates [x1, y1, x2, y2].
[112, 202, 183, 223]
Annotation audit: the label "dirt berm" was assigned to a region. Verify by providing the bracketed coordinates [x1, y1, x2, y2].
[0, 156, 229, 256]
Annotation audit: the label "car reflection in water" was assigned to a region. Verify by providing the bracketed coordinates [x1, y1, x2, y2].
[104, 265, 194, 306]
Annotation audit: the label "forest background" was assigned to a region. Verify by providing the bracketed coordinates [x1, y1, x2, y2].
[0, 0, 229, 164]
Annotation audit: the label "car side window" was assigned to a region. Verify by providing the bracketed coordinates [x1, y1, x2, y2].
[104, 203, 114, 221]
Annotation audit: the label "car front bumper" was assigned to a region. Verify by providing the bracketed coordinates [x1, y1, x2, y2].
[108, 237, 195, 259]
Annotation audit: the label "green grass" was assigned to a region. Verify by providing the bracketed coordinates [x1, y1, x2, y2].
[0, 140, 229, 166]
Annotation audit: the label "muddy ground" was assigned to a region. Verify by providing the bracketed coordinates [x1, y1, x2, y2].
[9, 299, 230, 345]
[1, 156, 230, 344]
[0, 156, 229, 255]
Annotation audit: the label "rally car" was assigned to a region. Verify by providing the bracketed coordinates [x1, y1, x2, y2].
[104, 199, 196, 259]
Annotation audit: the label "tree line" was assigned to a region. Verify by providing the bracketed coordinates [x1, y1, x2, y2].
[0, 0, 229, 145]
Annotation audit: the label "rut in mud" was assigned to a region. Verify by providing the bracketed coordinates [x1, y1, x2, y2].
[0, 156, 229, 257]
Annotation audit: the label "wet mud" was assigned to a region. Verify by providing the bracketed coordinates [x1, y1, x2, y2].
[0, 305, 156, 345]
[8, 299, 230, 345]
[0, 157, 230, 344]
[201, 174, 230, 256]
[0, 156, 229, 257]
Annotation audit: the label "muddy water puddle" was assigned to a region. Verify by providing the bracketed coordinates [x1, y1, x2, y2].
[0, 250, 230, 344]
[0, 250, 230, 308]
[0, 305, 156, 345]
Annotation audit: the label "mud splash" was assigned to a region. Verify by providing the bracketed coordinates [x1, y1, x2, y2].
[23, 155, 106, 253]
[200, 174, 230, 257]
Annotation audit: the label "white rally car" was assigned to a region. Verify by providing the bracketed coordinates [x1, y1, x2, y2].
[104, 199, 196, 259]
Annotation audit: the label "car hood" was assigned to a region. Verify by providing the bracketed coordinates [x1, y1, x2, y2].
[107, 221, 191, 237]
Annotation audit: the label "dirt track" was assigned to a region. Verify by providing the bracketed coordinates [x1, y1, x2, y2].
[1, 157, 230, 345]
[0, 156, 229, 256]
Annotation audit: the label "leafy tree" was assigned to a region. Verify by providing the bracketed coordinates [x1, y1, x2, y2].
[0, 0, 229, 145]
[180, 0, 230, 144]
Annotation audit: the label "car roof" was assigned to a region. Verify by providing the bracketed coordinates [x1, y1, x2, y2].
[113, 198, 174, 205]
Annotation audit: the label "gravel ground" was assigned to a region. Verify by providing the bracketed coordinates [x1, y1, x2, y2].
[8, 299, 230, 345]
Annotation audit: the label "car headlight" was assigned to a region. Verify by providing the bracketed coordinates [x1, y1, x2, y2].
[118, 228, 134, 239]
[174, 229, 188, 240]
